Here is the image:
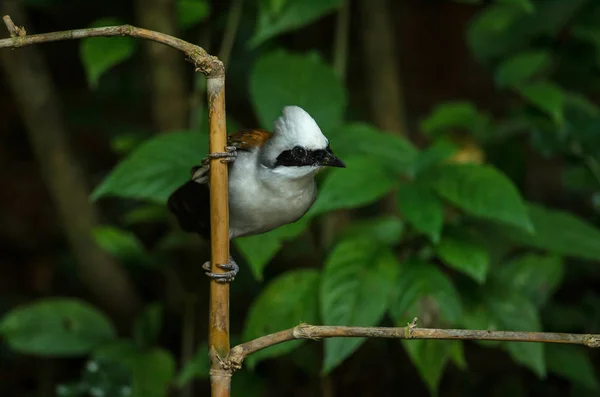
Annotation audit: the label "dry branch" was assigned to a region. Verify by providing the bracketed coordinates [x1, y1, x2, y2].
[227, 320, 600, 370]
[0, 15, 222, 77]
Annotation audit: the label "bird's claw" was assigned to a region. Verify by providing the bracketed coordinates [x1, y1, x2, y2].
[202, 146, 237, 165]
[202, 257, 239, 283]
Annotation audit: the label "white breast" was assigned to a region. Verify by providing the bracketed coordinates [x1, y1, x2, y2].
[227, 149, 317, 238]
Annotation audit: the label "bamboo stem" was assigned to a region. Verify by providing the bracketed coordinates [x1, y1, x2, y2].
[207, 76, 231, 396]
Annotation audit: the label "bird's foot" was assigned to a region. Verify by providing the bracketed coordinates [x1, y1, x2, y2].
[202, 146, 237, 165]
[202, 256, 239, 283]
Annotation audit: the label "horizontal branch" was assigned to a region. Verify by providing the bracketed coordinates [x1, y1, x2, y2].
[226, 319, 600, 371]
[0, 15, 223, 77]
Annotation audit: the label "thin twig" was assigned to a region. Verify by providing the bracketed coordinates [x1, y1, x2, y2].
[218, 0, 244, 67]
[333, 0, 349, 81]
[0, 15, 223, 77]
[227, 321, 600, 370]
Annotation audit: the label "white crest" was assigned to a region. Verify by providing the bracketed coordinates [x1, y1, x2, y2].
[272, 106, 329, 150]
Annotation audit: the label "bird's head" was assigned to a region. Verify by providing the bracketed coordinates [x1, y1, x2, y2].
[261, 106, 345, 177]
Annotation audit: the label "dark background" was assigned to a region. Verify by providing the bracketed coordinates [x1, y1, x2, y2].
[1, 0, 599, 396]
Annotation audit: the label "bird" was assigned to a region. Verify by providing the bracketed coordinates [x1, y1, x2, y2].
[167, 106, 346, 283]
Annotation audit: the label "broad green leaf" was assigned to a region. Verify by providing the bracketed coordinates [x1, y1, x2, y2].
[321, 239, 399, 373]
[497, 253, 563, 306]
[402, 340, 462, 396]
[336, 216, 404, 248]
[91, 131, 205, 203]
[176, 343, 209, 386]
[546, 345, 599, 390]
[564, 92, 600, 117]
[251, 0, 342, 46]
[80, 18, 136, 88]
[397, 183, 444, 243]
[235, 216, 311, 280]
[468, 1, 587, 63]
[505, 204, 600, 261]
[133, 303, 163, 348]
[243, 269, 320, 368]
[409, 139, 458, 177]
[328, 123, 418, 176]
[519, 82, 565, 124]
[123, 204, 169, 225]
[250, 50, 346, 133]
[495, 50, 551, 88]
[177, 0, 210, 29]
[425, 164, 533, 232]
[309, 156, 398, 216]
[92, 225, 148, 262]
[486, 294, 545, 377]
[390, 262, 463, 325]
[94, 342, 175, 397]
[436, 235, 489, 283]
[420, 101, 490, 136]
[0, 298, 116, 356]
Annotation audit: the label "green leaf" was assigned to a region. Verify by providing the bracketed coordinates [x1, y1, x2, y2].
[397, 183, 444, 243]
[94, 342, 175, 397]
[409, 139, 458, 177]
[235, 216, 311, 280]
[495, 50, 551, 88]
[91, 131, 206, 203]
[176, 343, 209, 387]
[0, 298, 116, 356]
[402, 340, 462, 396]
[321, 239, 399, 373]
[420, 101, 490, 136]
[92, 225, 147, 262]
[336, 216, 404, 248]
[519, 81, 565, 124]
[547, 345, 599, 390]
[133, 303, 163, 348]
[425, 164, 533, 232]
[486, 294, 545, 377]
[251, 0, 342, 46]
[177, 0, 210, 29]
[390, 262, 463, 325]
[123, 204, 169, 225]
[505, 204, 600, 261]
[468, 1, 587, 63]
[309, 156, 398, 216]
[328, 123, 418, 176]
[496, 253, 563, 306]
[243, 270, 320, 368]
[250, 50, 346, 133]
[436, 235, 489, 283]
[79, 18, 136, 88]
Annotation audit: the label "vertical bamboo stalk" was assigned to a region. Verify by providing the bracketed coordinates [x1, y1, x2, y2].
[206, 74, 231, 397]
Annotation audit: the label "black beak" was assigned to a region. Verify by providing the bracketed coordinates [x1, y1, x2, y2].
[321, 152, 346, 168]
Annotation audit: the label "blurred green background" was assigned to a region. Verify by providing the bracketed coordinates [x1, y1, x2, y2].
[1, 0, 600, 396]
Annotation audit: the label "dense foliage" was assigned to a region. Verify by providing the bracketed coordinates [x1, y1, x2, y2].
[1, 0, 600, 396]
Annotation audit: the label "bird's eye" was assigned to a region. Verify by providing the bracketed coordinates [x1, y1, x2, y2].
[292, 146, 307, 158]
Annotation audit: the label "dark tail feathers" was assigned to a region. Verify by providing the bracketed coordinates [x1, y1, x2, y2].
[167, 180, 211, 239]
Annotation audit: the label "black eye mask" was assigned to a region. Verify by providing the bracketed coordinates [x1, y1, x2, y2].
[274, 145, 346, 168]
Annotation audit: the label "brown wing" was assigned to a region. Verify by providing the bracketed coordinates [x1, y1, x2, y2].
[227, 129, 272, 151]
